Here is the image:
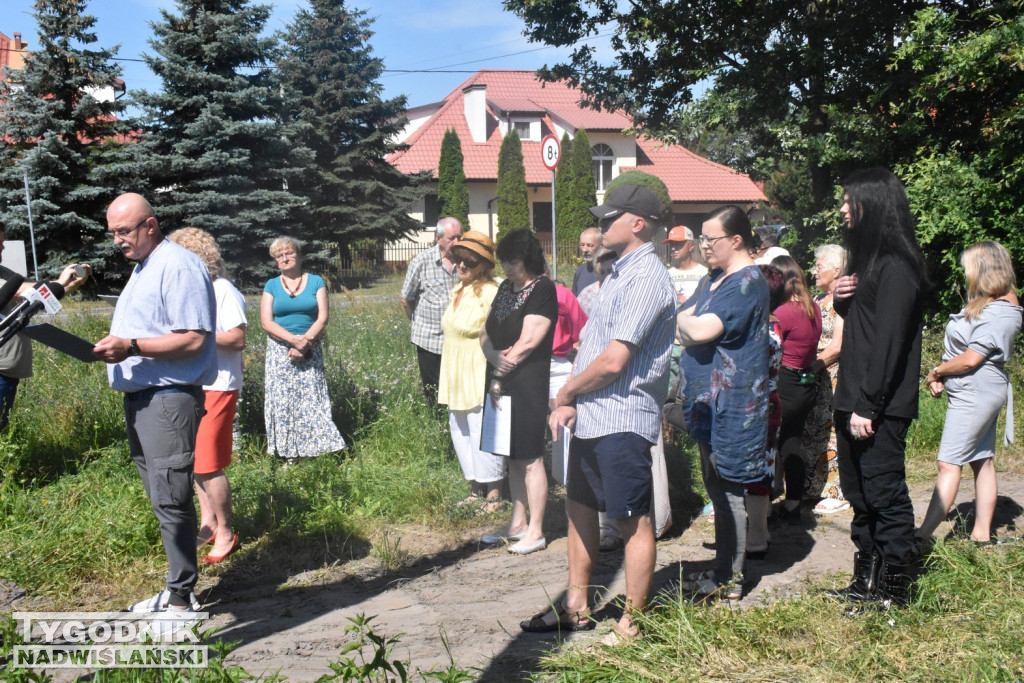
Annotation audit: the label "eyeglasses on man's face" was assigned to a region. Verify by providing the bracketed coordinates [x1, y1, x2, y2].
[107, 217, 149, 240]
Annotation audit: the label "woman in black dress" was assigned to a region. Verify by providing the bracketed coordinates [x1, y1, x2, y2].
[480, 230, 557, 555]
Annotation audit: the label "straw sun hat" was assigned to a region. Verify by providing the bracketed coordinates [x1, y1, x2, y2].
[450, 230, 495, 265]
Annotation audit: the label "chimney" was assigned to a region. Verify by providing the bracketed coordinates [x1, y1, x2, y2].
[13, 33, 25, 50]
[462, 84, 487, 143]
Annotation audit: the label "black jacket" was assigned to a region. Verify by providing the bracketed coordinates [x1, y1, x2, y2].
[833, 253, 924, 420]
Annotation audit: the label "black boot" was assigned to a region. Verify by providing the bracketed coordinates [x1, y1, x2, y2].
[877, 561, 912, 607]
[824, 551, 879, 602]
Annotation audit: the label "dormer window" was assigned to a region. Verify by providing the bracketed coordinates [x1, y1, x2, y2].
[592, 143, 614, 191]
[511, 118, 540, 141]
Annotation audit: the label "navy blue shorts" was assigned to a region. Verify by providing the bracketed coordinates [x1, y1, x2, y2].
[566, 432, 654, 519]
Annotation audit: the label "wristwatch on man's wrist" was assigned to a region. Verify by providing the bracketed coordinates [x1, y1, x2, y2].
[128, 339, 141, 357]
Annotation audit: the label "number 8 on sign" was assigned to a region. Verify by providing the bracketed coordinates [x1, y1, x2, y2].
[541, 135, 560, 171]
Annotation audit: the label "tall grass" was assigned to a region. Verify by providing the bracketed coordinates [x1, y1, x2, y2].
[539, 539, 1024, 680]
[2, 283, 1024, 680]
[0, 288, 467, 604]
[1, 305, 126, 485]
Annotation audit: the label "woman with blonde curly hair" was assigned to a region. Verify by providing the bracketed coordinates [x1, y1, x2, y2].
[168, 228, 245, 563]
[919, 241, 1022, 543]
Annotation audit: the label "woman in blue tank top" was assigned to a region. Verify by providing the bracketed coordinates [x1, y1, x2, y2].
[260, 237, 346, 460]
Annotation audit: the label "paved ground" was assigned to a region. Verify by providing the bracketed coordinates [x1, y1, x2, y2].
[187, 475, 1024, 682]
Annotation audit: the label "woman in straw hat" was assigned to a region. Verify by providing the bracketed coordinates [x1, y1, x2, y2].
[438, 230, 505, 512]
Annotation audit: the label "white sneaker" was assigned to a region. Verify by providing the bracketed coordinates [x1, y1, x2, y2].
[144, 608, 201, 643]
[813, 498, 851, 515]
[128, 589, 201, 613]
[681, 570, 741, 600]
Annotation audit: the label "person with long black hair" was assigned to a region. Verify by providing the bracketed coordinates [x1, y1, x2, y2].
[826, 168, 928, 608]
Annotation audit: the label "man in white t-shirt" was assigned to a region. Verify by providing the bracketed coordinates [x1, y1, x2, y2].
[664, 225, 707, 306]
[664, 225, 708, 400]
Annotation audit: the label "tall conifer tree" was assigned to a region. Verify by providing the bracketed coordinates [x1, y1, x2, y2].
[134, 0, 303, 285]
[277, 0, 426, 259]
[496, 130, 530, 241]
[554, 131, 574, 239]
[561, 128, 597, 243]
[0, 0, 132, 280]
[436, 128, 469, 227]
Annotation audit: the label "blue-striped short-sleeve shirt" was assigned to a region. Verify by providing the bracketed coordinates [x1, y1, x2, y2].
[574, 242, 676, 443]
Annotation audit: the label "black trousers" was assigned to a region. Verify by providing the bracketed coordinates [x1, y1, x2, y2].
[835, 410, 915, 565]
[777, 367, 817, 501]
[415, 345, 442, 407]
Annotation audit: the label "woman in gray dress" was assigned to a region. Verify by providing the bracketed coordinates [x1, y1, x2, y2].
[918, 241, 1022, 543]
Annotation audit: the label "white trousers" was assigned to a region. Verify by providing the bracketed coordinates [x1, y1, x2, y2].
[450, 406, 506, 484]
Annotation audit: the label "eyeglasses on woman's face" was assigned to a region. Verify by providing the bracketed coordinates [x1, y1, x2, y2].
[275, 251, 297, 262]
[698, 234, 730, 247]
[458, 255, 482, 269]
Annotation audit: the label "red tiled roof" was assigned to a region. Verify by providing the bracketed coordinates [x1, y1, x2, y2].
[622, 138, 766, 203]
[388, 70, 764, 203]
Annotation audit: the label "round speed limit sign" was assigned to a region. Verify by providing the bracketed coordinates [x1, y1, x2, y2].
[541, 134, 560, 170]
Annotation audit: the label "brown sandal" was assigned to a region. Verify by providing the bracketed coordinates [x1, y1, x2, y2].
[520, 598, 595, 633]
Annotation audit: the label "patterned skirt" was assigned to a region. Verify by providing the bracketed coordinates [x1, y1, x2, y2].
[264, 336, 347, 459]
[802, 365, 843, 500]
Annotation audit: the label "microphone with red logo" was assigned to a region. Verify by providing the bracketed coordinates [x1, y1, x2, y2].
[0, 281, 65, 348]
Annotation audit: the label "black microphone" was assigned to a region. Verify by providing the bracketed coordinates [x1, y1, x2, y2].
[0, 282, 66, 348]
[0, 266, 26, 312]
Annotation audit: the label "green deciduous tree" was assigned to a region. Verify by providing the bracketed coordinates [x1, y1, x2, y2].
[505, 0, 928, 226]
[277, 0, 427, 262]
[508, 0, 1024, 315]
[0, 0, 133, 282]
[892, 3, 1024, 311]
[496, 130, 530, 241]
[558, 128, 596, 243]
[436, 128, 469, 227]
[134, 0, 303, 286]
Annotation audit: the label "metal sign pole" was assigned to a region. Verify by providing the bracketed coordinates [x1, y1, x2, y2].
[22, 173, 40, 281]
[551, 170, 557, 282]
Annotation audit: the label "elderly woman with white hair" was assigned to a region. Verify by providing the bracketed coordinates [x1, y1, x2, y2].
[802, 243, 851, 514]
[261, 237, 346, 460]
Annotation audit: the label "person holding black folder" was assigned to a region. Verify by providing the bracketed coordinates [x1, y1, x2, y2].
[93, 193, 216, 622]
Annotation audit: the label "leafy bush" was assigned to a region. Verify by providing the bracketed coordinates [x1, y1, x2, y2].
[604, 170, 672, 220]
